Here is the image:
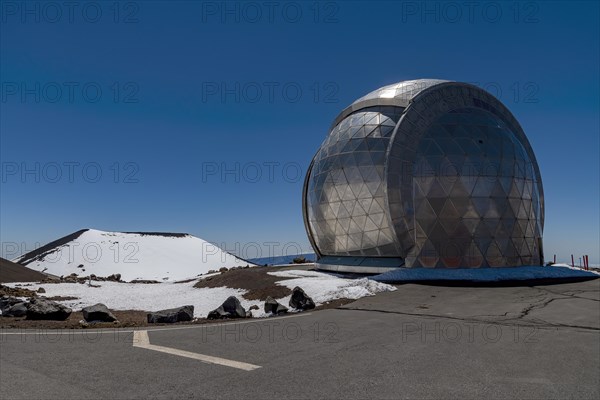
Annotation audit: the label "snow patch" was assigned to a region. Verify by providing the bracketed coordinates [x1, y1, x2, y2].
[7, 280, 258, 318]
[268, 270, 396, 304]
[6, 269, 397, 318]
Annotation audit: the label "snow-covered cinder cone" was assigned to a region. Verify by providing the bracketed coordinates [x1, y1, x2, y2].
[13, 229, 255, 282]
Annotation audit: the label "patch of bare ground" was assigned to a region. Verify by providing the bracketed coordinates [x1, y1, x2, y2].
[45, 296, 79, 301]
[0, 284, 38, 298]
[194, 265, 313, 301]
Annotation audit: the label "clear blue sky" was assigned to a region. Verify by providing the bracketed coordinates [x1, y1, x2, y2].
[1, 1, 598, 264]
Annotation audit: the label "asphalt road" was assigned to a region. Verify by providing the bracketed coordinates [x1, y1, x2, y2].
[1, 279, 599, 399]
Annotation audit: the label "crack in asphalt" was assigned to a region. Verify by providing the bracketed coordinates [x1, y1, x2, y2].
[339, 283, 600, 332]
[337, 304, 600, 332]
[517, 297, 558, 319]
[532, 286, 600, 302]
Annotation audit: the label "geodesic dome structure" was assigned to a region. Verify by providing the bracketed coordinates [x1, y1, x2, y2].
[303, 79, 544, 273]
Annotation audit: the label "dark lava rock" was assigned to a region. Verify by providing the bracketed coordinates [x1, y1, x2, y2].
[62, 273, 80, 283]
[26, 298, 72, 320]
[207, 296, 246, 319]
[40, 277, 60, 284]
[106, 274, 122, 282]
[3, 302, 28, 317]
[82, 303, 118, 322]
[249, 305, 259, 311]
[0, 296, 21, 314]
[147, 305, 194, 323]
[1, 297, 29, 317]
[37, 287, 46, 293]
[264, 296, 288, 315]
[289, 287, 315, 311]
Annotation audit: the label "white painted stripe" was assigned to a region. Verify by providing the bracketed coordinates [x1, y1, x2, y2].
[132, 330, 260, 371]
[133, 330, 150, 346]
[0, 312, 313, 335]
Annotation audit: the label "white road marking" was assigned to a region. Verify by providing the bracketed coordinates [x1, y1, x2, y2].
[132, 330, 261, 371]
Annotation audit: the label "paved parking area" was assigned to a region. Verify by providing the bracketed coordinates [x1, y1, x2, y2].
[1, 279, 598, 399]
